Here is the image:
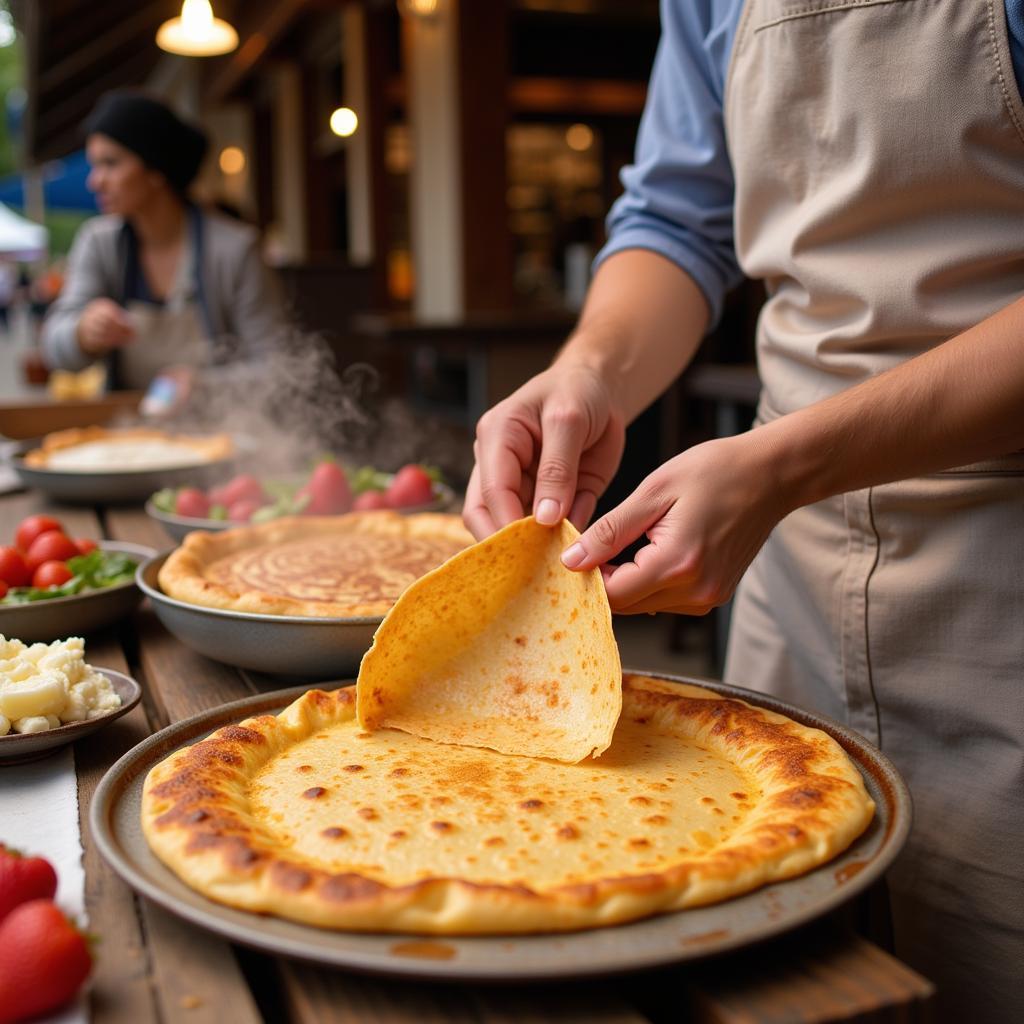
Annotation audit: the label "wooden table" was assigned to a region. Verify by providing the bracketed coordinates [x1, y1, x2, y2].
[0, 492, 935, 1024]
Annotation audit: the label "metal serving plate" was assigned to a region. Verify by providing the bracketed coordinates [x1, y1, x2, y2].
[0, 542, 156, 644]
[8, 439, 233, 505]
[136, 553, 380, 679]
[91, 675, 911, 981]
[144, 483, 458, 543]
[0, 669, 141, 766]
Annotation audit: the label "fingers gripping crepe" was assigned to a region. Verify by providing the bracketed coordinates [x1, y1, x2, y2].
[356, 517, 621, 762]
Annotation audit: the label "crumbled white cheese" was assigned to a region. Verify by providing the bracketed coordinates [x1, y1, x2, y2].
[0, 636, 119, 734]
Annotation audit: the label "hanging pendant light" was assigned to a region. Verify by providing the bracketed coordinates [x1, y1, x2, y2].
[156, 0, 238, 57]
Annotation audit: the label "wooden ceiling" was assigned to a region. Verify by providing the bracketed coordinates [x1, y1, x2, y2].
[14, 0, 657, 163]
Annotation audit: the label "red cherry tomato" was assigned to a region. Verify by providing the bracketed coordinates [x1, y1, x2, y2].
[0, 580, 7, 599]
[24, 531, 81, 573]
[0, 547, 31, 587]
[174, 488, 211, 520]
[14, 515, 64, 553]
[32, 561, 74, 589]
[353, 490, 389, 511]
[73, 538, 98, 556]
[227, 498, 263, 523]
[384, 465, 435, 508]
[303, 462, 352, 515]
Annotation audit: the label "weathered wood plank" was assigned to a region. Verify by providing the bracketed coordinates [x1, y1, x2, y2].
[279, 962, 650, 1024]
[74, 630, 160, 1024]
[140, 903, 263, 1024]
[684, 923, 934, 1023]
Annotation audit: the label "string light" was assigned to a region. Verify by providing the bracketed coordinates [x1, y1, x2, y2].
[330, 107, 359, 138]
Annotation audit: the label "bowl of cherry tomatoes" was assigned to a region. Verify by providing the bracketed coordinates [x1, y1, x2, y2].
[145, 461, 456, 542]
[0, 514, 155, 643]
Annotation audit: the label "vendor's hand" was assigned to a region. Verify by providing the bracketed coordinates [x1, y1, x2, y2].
[560, 432, 790, 615]
[76, 299, 136, 356]
[464, 362, 626, 539]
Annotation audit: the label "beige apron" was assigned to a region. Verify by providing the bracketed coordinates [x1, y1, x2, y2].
[117, 225, 209, 390]
[722, 2, 1024, 1019]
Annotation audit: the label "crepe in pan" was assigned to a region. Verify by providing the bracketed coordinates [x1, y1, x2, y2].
[356, 517, 622, 763]
[140, 676, 875, 935]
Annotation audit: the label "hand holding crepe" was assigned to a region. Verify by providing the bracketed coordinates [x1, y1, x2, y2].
[356, 517, 621, 762]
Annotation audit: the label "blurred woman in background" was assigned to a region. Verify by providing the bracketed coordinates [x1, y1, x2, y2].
[41, 91, 289, 404]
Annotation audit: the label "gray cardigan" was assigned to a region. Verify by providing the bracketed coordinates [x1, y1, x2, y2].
[41, 209, 289, 381]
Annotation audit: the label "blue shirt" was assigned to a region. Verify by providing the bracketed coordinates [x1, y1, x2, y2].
[598, 0, 1024, 329]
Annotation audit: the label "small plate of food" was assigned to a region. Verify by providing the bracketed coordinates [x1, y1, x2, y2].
[0, 513, 154, 643]
[9, 426, 235, 504]
[146, 460, 456, 542]
[0, 635, 142, 765]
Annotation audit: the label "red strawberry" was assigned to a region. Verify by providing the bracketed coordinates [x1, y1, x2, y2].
[0, 848, 57, 922]
[303, 461, 352, 515]
[353, 490, 389, 511]
[0, 900, 92, 1023]
[384, 464, 435, 508]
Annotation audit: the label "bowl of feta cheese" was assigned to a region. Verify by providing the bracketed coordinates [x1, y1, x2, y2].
[0, 635, 141, 764]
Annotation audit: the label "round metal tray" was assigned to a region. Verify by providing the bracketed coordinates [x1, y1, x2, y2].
[136, 552, 380, 679]
[9, 440, 233, 505]
[144, 482, 457, 543]
[0, 542, 156, 644]
[90, 675, 911, 981]
[0, 669, 141, 765]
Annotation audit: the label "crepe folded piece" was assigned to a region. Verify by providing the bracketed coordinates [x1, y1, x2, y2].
[356, 516, 621, 763]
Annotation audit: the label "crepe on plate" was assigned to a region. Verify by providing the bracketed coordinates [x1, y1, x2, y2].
[140, 676, 875, 934]
[158, 512, 472, 617]
[357, 517, 621, 763]
[22, 426, 233, 471]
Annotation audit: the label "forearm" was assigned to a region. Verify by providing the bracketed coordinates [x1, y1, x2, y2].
[555, 249, 710, 423]
[765, 296, 1024, 510]
[40, 309, 92, 372]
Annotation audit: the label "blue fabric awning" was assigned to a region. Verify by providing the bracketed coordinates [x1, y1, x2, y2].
[0, 150, 98, 212]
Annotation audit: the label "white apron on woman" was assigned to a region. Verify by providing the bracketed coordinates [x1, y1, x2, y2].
[116, 222, 209, 391]
[722, 2, 1024, 1019]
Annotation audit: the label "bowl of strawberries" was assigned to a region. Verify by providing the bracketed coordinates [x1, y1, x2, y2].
[145, 460, 456, 542]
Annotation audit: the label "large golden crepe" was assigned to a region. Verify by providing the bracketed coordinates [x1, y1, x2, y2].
[357, 517, 621, 763]
[158, 513, 472, 617]
[23, 426, 233, 470]
[141, 677, 875, 935]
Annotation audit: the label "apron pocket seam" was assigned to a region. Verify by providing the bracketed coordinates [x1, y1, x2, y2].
[753, 0, 916, 34]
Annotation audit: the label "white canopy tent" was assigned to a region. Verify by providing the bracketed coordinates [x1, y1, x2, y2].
[0, 201, 48, 261]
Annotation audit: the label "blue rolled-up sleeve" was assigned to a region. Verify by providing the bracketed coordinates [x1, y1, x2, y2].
[595, 0, 742, 329]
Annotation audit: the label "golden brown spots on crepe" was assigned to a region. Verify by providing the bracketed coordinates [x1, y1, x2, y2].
[630, 795, 652, 807]
[358, 807, 378, 820]
[518, 799, 544, 811]
[302, 787, 327, 799]
[389, 767, 410, 778]
[321, 827, 348, 839]
[556, 825, 579, 840]
[430, 821, 454, 833]
[343, 765, 364, 773]
[296, 764, 313, 773]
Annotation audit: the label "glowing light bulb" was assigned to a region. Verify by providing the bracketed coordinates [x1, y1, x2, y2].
[156, 1, 238, 57]
[566, 123, 594, 152]
[330, 107, 359, 138]
[219, 146, 246, 175]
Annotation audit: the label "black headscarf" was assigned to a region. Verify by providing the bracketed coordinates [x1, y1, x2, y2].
[84, 91, 208, 195]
